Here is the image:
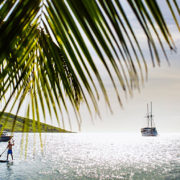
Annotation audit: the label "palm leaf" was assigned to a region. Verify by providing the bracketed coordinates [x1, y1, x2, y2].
[0, 0, 179, 131]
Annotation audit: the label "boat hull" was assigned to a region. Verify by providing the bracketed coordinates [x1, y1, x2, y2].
[0, 136, 13, 142]
[141, 127, 158, 136]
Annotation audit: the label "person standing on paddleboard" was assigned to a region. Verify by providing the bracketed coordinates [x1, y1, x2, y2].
[7, 139, 14, 160]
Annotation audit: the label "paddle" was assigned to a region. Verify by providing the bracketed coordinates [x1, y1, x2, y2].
[0, 147, 7, 158]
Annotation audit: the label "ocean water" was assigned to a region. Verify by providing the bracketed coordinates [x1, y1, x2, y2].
[0, 133, 180, 180]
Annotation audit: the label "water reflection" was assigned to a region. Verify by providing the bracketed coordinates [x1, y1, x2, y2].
[0, 133, 180, 179]
[7, 161, 14, 168]
[6, 161, 14, 180]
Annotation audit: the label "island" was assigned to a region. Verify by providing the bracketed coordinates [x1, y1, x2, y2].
[0, 112, 71, 133]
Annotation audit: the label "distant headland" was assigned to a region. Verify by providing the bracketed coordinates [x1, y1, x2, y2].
[0, 112, 72, 133]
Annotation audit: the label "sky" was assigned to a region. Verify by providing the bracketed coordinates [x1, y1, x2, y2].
[1, 1, 180, 133]
[80, 58, 180, 132]
[78, 1, 180, 133]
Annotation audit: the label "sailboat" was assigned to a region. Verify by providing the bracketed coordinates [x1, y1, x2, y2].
[0, 131, 13, 142]
[141, 102, 158, 136]
[0, 125, 13, 142]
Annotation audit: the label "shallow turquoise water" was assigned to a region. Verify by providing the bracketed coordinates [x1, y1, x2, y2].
[0, 133, 180, 180]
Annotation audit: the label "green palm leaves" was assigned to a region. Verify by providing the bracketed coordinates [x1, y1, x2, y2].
[0, 0, 179, 131]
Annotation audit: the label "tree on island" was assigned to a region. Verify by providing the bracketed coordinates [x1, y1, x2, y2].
[0, 0, 179, 132]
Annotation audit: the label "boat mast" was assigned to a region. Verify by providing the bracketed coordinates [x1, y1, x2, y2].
[147, 104, 149, 127]
[150, 102, 152, 128]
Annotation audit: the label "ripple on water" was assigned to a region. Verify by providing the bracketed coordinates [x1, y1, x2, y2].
[1, 133, 180, 179]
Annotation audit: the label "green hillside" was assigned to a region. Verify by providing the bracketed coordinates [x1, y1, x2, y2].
[0, 112, 71, 133]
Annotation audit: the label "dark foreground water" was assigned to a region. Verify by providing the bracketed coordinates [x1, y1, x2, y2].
[0, 133, 180, 180]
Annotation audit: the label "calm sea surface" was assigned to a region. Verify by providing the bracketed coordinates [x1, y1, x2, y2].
[0, 133, 180, 180]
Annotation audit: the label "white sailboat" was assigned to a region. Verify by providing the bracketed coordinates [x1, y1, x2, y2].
[141, 102, 158, 136]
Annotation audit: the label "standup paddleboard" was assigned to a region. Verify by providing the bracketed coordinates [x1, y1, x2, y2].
[0, 160, 9, 163]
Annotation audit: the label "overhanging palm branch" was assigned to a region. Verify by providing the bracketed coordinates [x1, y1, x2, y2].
[0, 0, 179, 131]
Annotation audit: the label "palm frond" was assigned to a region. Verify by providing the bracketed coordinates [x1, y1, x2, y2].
[0, 0, 179, 131]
